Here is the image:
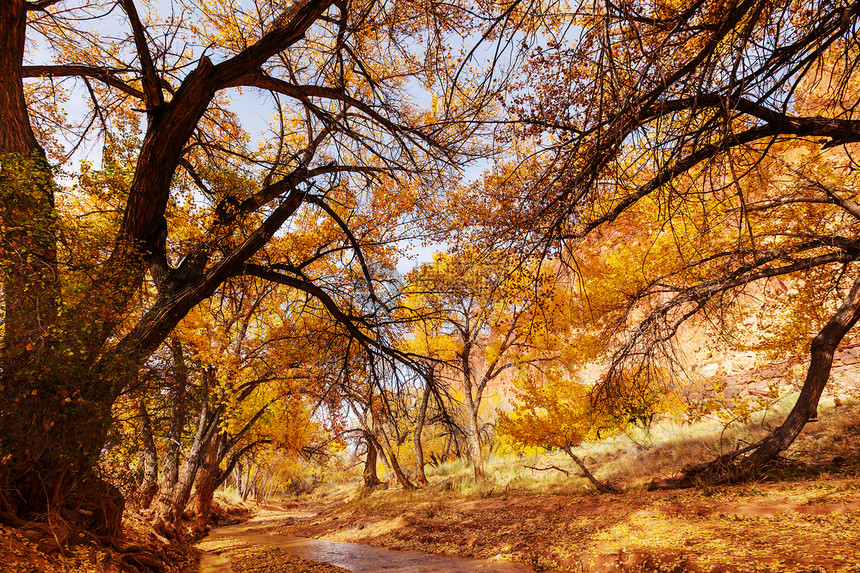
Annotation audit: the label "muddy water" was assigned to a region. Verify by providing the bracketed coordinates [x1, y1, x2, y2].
[199, 551, 232, 572]
[199, 520, 534, 573]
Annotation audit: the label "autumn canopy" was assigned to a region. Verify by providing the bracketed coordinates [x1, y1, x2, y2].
[2, 0, 860, 545]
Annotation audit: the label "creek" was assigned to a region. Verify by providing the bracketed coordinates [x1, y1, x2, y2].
[198, 517, 534, 573]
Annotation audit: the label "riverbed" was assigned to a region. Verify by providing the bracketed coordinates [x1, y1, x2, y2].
[196, 512, 534, 573]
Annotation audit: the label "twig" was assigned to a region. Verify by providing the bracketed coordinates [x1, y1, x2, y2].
[524, 464, 571, 476]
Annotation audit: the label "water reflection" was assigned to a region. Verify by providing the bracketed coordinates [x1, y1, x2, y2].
[199, 550, 232, 572]
[202, 522, 533, 573]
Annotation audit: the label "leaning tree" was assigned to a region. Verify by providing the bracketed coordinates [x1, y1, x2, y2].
[478, 0, 860, 482]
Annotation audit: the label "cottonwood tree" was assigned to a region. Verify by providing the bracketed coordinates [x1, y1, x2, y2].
[481, 0, 860, 482]
[396, 320, 465, 487]
[344, 354, 421, 490]
[497, 368, 615, 492]
[403, 248, 562, 479]
[0, 0, 501, 533]
[105, 271, 353, 538]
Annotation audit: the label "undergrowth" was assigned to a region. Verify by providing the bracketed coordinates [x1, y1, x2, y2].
[349, 394, 860, 501]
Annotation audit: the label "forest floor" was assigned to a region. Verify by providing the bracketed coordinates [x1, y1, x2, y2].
[8, 469, 858, 573]
[5, 400, 860, 572]
[0, 512, 200, 573]
[228, 397, 860, 572]
[257, 474, 860, 572]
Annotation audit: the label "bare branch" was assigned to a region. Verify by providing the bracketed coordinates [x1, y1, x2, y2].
[119, 0, 165, 111]
[305, 194, 389, 312]
[22, 65, 143, 99]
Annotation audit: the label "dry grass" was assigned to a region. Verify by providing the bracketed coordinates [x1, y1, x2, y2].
[415, 394, 860, 497]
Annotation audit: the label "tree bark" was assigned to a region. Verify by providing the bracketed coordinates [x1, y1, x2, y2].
[161, 338, 189, 492]
[136, 400, 159, 508]
[362, 431, 382, 489]
[0, 1, 82, 528]
[740, 273, 860, 476]
[466, 403, 485, 480]
[460, 343, 486, 480]
[387, 449, 416, 491]
[368, 430, 415, 491]
[461, 352, 485, 479]
[191, 435, 222, 537]
[413, 380, 432, 488]
[0, 0, 58, 351]
[154, 392, 220, 534]
[235, 461, 244, 494]
[242, 463, 254, 501]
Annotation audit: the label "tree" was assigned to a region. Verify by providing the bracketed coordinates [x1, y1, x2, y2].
[497, 368, 615, 492]
[103, 276, 342, 537]
[481, 0, 860, 482]
[344, 358, 419, 491]
[404, 248, 562, 479]
[0, 0, 498, 532]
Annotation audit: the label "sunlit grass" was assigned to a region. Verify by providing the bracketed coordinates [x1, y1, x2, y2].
[398, 394, 860, 498]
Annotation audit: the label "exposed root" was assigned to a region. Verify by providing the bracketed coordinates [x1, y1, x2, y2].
[60, 477, 125, 537]
[648, 447, 845, 492]
[19, 520, 72, 554]
[4, 516, 184, 573]
[113, 550, 169, 573]
[647, 445, 758, 490]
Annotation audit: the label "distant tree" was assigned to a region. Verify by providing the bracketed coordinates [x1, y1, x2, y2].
[497, 368, 614, 492]
[403, 248, 563, 480]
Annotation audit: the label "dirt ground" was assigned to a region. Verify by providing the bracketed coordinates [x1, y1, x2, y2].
[0, 515, 198, 573]
[251, 477, 860, 572]
[4, 477, 859, 573]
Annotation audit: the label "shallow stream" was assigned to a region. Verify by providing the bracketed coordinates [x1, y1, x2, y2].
[198, 519, 534, 572]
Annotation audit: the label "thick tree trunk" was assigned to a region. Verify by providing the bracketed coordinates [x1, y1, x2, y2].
[740, 274, 860, 476]
[191, 435, 222, 537]
[362, 431, 382, 489]
[460, 345, 486, 480]
[413, 381, 432, 488]
[0, 0, 58, 352]
[0, 0, 95, 531]
[154, 398, 220, 534]
[136, 400, 159, 508]
[466, 405, 485, 480]
[161, 339, 189, 491]
[368, 430, 415, 491]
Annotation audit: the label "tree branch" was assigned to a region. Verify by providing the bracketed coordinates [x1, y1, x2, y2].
[305, 194, 388, 311]
[119, 0, 165, 111]
[25, 0, 62, 10]
[215, 440, 271, 489]
[240, 263, 380, 350]
[524, 463, 570, 475]
[22, 65, 143, 99]
[231, 68, 442, 152]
